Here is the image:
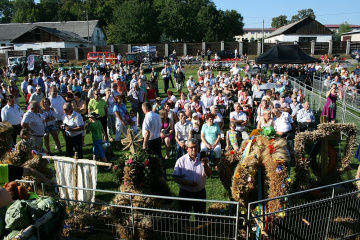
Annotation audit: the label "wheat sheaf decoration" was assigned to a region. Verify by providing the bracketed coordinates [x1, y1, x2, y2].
[121, 129, 143, 154]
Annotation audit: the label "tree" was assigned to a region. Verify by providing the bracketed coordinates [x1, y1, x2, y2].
[271, 15, 288, 28]
[0, 0, 13, 23]
[36, 0, 61, 22]
[333, 22, 353, 41]
[11, 0, 38, 23]
[106, 0, 158, 44]
[219, 9, 244, 42]
[290, 8, 315, 23]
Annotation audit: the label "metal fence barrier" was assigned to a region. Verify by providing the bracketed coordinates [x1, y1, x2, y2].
[247, 178, 360, 240]
[14, 180, 240, 240]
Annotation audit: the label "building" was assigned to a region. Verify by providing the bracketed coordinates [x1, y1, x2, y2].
[325, 24, 360, 33]
[341, 30, 360, 41]
[234, 28, 276, 42]
[0, 20, 106, 49]
[265, 17, 333, 43]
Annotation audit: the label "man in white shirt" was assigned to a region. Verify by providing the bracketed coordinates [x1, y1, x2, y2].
[48, 86, 66, 126]
[230, 63, 241, 76]
[297, 101, 316, 132]
[230, 103, 249, 139]
[21, 76, 29, 97]
[174, 111, 193, 160]
[173, 138, 212, 214]
[201, 89, 214, 110]
[161, 64, 171, 93]
[93, 71, 103, 83]
[62, 103, 84, 159]
[273, 108, 295, 137]
[186, 76, 196, 89]
[1, 95, 24, 145]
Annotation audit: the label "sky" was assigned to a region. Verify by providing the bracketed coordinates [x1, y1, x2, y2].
[212, 0, 360, 29]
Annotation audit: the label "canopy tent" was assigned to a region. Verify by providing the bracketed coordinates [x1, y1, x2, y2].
[255, 44, 321, 64]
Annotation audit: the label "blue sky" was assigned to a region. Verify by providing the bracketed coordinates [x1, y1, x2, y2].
[212, 0, 360, 28]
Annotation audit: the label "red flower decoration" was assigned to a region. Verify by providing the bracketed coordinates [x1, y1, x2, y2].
[127, 159, 133, 164]
[268, 145, 276, 154]
[230, 150, 235, 155]
[301, 157, 306, 161]
[144, 160, 149, 166]
[241, 148, 245, 152]
[114, 165, 118, 170]
[252, 139, 256, 143]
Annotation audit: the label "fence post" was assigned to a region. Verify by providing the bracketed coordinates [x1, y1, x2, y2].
[92, 45, 96, 52]
[202, 42, 206, 52]
[239, 41, 243, 56]
[311, 40, 315, 55]
[328, 40, 333, 55]
[75, 47, 79, 61]
[127, 44, 131, 53]
[57, 48, 61, 58]
[257, 41, 261, 55]
[165, 43, 169, 57]
[324, 187, 335, 240]
[346, 40, 351, 55]
[183, 43, 187, 56]
[221, 41, 224, 51]
[130, 194, 135, 238]
[110, 45, 114, 53]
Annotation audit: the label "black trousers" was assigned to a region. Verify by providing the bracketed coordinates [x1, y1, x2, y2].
[179, 188, 206, 214]
[65, 133, 83, 159]
[12, 124, 22, 146]
[98, 116, 108, 141]
[148, 137, 166, 179]
[163, 77, 169, 93]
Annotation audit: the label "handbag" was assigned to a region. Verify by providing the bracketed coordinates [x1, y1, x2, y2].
[328, 102, 336, 110]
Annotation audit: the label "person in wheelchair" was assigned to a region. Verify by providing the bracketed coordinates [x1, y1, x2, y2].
[297, 101, 316, 132]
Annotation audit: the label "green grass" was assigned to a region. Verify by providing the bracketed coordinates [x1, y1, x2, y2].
[11, 62, 360, 205]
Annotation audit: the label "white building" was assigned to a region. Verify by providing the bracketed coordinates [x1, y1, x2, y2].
[325, 24, 360, 33]
[341, 30, 360, 41]
[234, 28, 276, 42]
[0, 20, 106, 49]
[265, 17, 333, 43]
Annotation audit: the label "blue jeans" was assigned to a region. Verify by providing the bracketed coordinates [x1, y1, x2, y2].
[176, 141, 187, 160]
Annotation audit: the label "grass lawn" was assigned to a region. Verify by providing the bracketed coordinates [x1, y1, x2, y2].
[10, 62, 360, 204]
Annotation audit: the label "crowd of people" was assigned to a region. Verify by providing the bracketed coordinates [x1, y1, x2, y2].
[0, 58, 357, 213]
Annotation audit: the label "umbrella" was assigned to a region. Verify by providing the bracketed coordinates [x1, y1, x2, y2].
[259, 83, 281, 90]
[339, 64, 353, 68]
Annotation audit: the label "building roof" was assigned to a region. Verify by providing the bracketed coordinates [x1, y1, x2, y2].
[11, 26, 88, 43]
[265, 17, 332, 39]
[0, 20, 99, 42]
[325, 24, 360, 28]
[342, 30, 360, 35]
[243, 28, 276, 32]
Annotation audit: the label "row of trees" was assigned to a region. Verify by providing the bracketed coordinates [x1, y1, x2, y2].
[0, 0, 244, 43]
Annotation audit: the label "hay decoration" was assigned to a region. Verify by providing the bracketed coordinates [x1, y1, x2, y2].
[21, 154, 54, 186]
[294, 123, 357, 190]
[0, 122, 13, 157]
[121, 129, 143, 154]
[1, 139, 33, 166]
[111, 148, 171, 238]
[220, 134, 290, 215]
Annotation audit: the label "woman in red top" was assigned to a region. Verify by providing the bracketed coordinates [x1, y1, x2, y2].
[146, 81, 156, 104]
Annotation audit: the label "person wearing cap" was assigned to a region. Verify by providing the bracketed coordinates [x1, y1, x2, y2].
[29, 85, 44, 104]
[86, 112, 109, 165]
[1, 95, 24, 145]
[175, 111, 193, 160]
[63, 102, 85, 159]
[161, 64, 171, 93]
[278, 92, 291, 113]
[290, 94, 303, 120]
[21, 101, 45, 152]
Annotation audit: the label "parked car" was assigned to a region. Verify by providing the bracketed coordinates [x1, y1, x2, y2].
[8, 56, 26, 76]
[350, 49, 360, 59]
[87, 52, 116, 63]
[216, 50, 236, 60]
[27, 55, 49, 74]
[125, 52, 141, 67]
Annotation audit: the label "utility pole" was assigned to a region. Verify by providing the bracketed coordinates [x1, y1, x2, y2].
[262, 19, 264, 54]
[83, 11, 90, 47]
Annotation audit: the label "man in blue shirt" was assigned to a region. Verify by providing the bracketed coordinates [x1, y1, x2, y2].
[297, 101, 316, 132]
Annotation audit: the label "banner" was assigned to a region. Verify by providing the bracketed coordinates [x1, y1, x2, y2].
[27, 55, 34, 71]
[131, 46, 156, 53]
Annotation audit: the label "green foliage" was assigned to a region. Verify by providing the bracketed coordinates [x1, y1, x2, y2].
[220, 10, 244, 41]
[290, 8, 316, 23]
[271, 15, 288, 28]
[11, 0, 37, 23]
[332, 22, 352, 42]
[0, 0, 13, 23]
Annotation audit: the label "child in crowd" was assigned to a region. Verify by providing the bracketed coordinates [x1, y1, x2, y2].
[85, 112, 110, 168]
[226, 122, 240, 151]
[129, 109, 139, 135]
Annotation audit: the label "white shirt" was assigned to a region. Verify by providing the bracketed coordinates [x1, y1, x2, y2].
[186, 79, 196, 89]
[22, 110, 45, 136]
[142, 111, 161, 140]
[274, 112, 293, 133]
[21, 81, 28, 94]
[1, 104, 24, 125]
[94, 74, 103, 83]
[230, 67, 241, 76]
[201, 95, 214, 109]
[230, 111, 247, 131]
[63, 111, 84, 137]
[175, 120, 192, 141]
[49, 95, 66, 121]
[174, 99, 189, 113]
[173, 153, 207, 192]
